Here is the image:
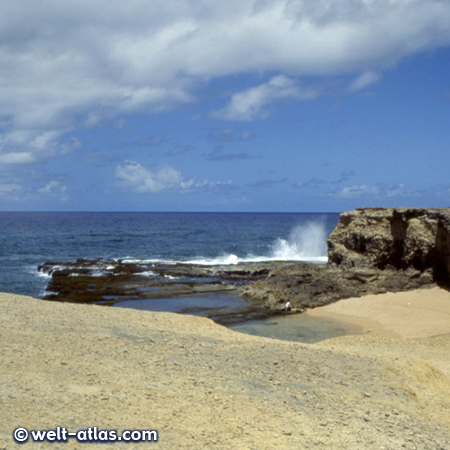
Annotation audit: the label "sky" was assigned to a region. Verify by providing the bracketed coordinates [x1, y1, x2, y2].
[1, 0, 450, 212]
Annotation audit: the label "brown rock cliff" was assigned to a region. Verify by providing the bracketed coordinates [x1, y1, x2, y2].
[328, 207, 450, 284]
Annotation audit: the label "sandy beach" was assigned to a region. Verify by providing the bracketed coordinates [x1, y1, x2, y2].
[304, 286, 450, 339]
[1, 290, 450, 449]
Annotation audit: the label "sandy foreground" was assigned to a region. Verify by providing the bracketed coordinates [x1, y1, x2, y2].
[1, 290, 450, 450]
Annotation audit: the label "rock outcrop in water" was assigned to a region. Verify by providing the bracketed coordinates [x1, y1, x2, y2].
[38, 259, 278, 324]
[39, 208, 450, 322]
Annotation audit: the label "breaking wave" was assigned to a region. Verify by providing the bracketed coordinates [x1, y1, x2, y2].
[185, 221, 328, 265]
[270, 222, 328, 262]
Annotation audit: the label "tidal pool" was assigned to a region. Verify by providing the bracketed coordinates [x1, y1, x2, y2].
[228, 313, 363, 344]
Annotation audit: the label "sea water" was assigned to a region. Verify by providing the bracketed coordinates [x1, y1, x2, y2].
[0, 212, 347, 342]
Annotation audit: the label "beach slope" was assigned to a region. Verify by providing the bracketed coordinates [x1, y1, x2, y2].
[1, 292, 450, 449]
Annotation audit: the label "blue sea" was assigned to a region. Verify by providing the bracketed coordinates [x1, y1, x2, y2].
[0, 212, 358, 342]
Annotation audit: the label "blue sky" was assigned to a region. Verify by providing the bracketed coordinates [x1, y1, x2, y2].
[1, 0, 450, 212]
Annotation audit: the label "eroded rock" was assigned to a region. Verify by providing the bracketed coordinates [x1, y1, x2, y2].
[239, 263, 434, 312]
[328, 207, 450, 283]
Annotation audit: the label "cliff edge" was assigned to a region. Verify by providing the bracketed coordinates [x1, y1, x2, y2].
[328, 207, 450, 284]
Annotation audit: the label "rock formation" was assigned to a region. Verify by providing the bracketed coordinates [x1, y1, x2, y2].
[39, 207, 450, 320]
[240, 207, 450, 312]
[328, 207, 450, 284]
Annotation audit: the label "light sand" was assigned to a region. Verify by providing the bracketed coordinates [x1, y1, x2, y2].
[304, 286, 450, 339]
[1, 291, 450, 449]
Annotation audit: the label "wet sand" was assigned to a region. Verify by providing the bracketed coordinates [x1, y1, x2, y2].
[229, 311, 365, 343]
[304, 286, 450, 339]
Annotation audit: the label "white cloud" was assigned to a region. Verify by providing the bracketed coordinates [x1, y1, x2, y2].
[0, 129, 80, 165]
[116, 161, 231, 193]
[1, 0, 450, 156]
[0, 183, 21, 195]
[38, 181, 67, 196]
[211, 75, 318, 121]
[339, 184, 380, 198]
[349, 71, 382, 92]
[335, 183, 414, 198]
[0, 152, 35, 165]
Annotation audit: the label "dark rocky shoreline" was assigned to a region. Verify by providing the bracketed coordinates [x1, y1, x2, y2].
[239, 263, 434, 312]
[38, 207, 450, 324]
[38, 259, 282, 324]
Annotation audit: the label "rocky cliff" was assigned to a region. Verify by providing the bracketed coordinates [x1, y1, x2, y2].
[240, 207, 450, 312]
[327, 207, 450, 284]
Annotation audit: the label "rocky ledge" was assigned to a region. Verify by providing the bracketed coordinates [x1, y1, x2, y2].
[241, 207, 450, 311]
[328, 207, 450, 280]
[39, 208, 450, 322]
[38, 259, 277, 324]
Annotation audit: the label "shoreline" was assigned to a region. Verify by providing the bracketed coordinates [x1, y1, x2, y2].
[1, 290, 450, 449]
[304, 286, 450, 339]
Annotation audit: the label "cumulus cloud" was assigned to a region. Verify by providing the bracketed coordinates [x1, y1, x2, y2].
[1, 0, 450, 159]
[0, 129, 80, 164]
[334, 183, 415, 198]
[116, 161, 231, 193]
[211, 75, 318, 121]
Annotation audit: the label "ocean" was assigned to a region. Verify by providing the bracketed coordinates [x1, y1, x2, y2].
[0, 212, 357, 342]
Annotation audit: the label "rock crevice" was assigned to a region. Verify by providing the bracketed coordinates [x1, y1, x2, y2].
[328, 207, 450, 283]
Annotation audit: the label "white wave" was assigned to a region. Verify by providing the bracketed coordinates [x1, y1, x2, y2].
[136, 270, 157, 277]
[121, 258, 177, 265]
[35, 270, 52, 278]
[185, 254, 241, 265]
[116, 222, 328, 267]
[91, 270, 111, 277]
[43, 290, 58, 296]
[121, 258, 154, 264]
[164, 275, 180, 280]
[183, 223, 328, 266]
[270, 222, 328, 261]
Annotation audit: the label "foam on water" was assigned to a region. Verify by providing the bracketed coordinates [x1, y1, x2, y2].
[185, 221, 328, 265]
[35, 269, 52, 279]
[136, 270, 157, 277]
[185, 254, 241, 265]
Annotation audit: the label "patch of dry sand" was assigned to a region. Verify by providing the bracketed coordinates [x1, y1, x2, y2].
[1, 291, 450, 449]
[305, 286, 450, 338]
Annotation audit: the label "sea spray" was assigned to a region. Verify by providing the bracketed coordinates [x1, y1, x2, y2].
[271, 222, 328, 261]
[186, 221, 328, 264]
